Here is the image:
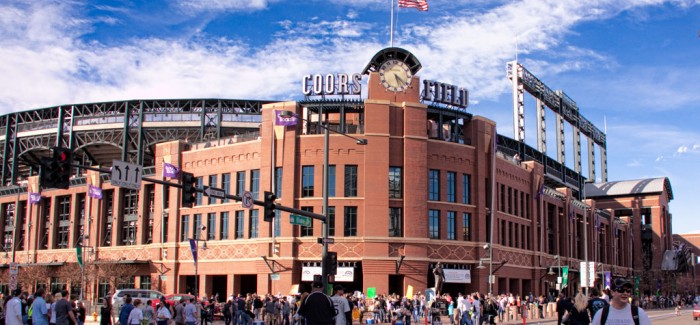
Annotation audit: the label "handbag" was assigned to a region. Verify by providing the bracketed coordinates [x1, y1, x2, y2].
[561, 311, 570, 325]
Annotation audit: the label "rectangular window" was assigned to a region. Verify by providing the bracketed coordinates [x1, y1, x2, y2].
[429, 170, 440, 201]
[462, 213, 471, 241]
[2, 203, 15, 251]
[220, 212, 229, 240]
[344, 206, 357, 236]
[328, 207, 336, 236]
[462, 174, 471, 204]
[300, 207, 313, 237]
[207, 212, 216, 240]
[146, 186, 155, 244]
[56, 196, 70, 249]
[249, 210, 258, 238]
[302, 166, 314, 197]
[181, 215, 190, 242]
[208, 175, 218, 205]
[499, 184, 505, 212]
[344, 165, 358, 197]
[195, 177, 203, 206]
[389, 167, 402, 199]
[250, 169, 260, 199]
[447, 211, 456, 240]
[101, 190, 113, 247]
[236, 171, 246, 196]
[274, 210, 281, 237]
[123, 189, 139, 216]
[140, 276, 151, 289]
[447, 172, 456, 202]
[221, 173, 231, 203]
[323, 165, 334, 197]
[194, 214, 202, 239]
[389, 207, 403, 237]
[274, 168, 283, 198]
[235, 211, 245, 239]
[429, 209, 440, 239]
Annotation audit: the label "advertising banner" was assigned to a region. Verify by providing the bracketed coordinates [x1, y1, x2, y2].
[443, 268, 471, 283]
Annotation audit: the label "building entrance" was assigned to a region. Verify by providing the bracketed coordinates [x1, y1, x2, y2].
[237, 274, 257, 296]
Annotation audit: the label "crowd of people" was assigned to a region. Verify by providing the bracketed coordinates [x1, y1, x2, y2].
[1, 277, 698, 325]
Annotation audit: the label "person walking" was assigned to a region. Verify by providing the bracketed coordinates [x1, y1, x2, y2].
[101, 296, 114, 325]
[6, 289, 23, 325]
[297, 281, 336, 325]
[54, 291, 77, 325]
[184, 298, 197, 325]
[330, 286, 350, 325]
[119, 297, 135, 325]
[31, 289, 49, 325]
[126, 300, 144, 325]
[591, 278, 651, 325]
[143, 301, 155, 325]
[156, 302, 172, 325]
[566, 293, 590, 325]
[174, 300, 185, 325]
[49, 293, 61, 325]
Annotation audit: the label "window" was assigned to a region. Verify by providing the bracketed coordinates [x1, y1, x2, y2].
[194, 214, 202, 239]
[140, 276, 151, 289]
[222, 173, 231, 203]
[208, 175, 218, 204]
[447, 211, 456, 240]
[40, 199, 52, 249]
[249, 210, 258, 238]
[123, 189, 139, 216]
[447, 172, 456, 202]
[344, 207, 357, 236]
[146, 186, 155, 244]
[121, 220, 137, 245]
[429, 210, 440, 239]
[236, 171, 246, 195]
[429, 170, 440, 201]
[344, 165, 358, 197]
[101, 190, 114, 247]
[302, 166, 314, 197]
[300, 207, 313, 237]
[274, 210, 281, 237]
[207, 213, 216, 240]
[220, 212, 229, 240]
[327, 207, 336, 236]
[250, 169, 260, 199]
[462, 174, 471, 204]
[328, 165, 336, 197]
[3, 203, 15, 251]
[274, 168, 283, 198]
[462, 213, 471, 241]
[56, 196, 70, 249]
[389, 167, 402, 198]
[195, 177, 203, 206]
[235, 211, 244, 239]
[389, 207, 403, 237]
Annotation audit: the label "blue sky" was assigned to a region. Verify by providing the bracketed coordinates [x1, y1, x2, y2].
[1, 0, 699, 233]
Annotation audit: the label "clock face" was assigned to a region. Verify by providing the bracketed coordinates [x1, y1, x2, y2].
[379, 60, 412, 92]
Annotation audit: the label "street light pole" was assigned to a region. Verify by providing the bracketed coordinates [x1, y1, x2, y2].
[321, 121, 330, 294]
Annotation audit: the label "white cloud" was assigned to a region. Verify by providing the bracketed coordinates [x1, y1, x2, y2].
[655, 156, 664, 162]
[676, 145, 689, 155]
[177, 0, 271, 12]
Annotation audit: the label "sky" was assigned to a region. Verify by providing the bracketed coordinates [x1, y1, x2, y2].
[0, 0, 699, 233]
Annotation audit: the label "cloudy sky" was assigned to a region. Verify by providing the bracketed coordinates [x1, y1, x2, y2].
[1, 0, 699, 232]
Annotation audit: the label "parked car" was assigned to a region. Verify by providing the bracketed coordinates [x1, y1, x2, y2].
[112, 289, 165, 312]
[165, 294, 210, 307]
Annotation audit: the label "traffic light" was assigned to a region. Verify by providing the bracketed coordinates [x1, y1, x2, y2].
[273, 243, 280, 256]
[181, 172, 196, 208]
[263, 191, 276, 222]
[39, 147, 72, 190]
[326, 251, 338, 275]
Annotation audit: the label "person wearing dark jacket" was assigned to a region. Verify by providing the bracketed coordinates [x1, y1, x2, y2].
[297, 281, 336, 325]
[567, 293, 590, 325]
[555, 294, 572, 325]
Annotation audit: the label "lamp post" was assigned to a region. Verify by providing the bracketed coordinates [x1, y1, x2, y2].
[279, 110, 367, 293]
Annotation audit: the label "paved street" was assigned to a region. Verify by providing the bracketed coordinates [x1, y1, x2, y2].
[81, 306, 696, 325]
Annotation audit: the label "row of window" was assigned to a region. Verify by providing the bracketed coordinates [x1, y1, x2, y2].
[498, 183, 531, 220]
[427, 210, 472, 241]
[428, 170, 471, 204]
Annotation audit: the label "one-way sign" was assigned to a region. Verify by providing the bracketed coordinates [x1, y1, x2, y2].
[111, 160, 143, 190]
[203, 186, 226, 199]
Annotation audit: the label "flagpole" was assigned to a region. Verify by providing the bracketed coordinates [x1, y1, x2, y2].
[390, 0, 394, 47]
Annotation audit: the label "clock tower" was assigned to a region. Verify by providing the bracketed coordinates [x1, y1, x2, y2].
[362, 47, 423, 103]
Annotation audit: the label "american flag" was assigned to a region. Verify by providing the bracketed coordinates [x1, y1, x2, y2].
[398, 0, 428, 11]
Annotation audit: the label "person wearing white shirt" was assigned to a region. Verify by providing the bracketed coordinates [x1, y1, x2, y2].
[330, 286, 350, 325]
[591, 278, 651, 325]
[6, 289, 23, 325]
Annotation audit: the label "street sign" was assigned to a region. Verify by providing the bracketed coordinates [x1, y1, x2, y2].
[290, 214, 311, 227]
[317, 237, 334, 244]
[241, 191, 254, 209]
[8, 274, 16, 291]
[9, 262, 18, 275]
[204, 186, 226, 199]
[270, 273, 280, 281]
[111, 160, 143, 190]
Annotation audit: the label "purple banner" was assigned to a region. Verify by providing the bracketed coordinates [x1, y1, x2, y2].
[28, 192, 41, 205]
[189, 239, 198, 266]
[604, 272, 611, 289]
[88, 185, 103, 200]
[275, 110, 297, 126]
[163, 162, 180, 178]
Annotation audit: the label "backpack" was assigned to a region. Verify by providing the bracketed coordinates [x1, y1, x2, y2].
[599, 305, 639, 325]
